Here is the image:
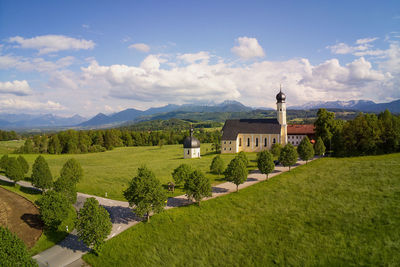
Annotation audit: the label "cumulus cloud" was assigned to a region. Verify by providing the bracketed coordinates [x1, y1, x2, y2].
[178, 51, 210, 64]
[9, 35, 95, 54]
[327, 37, 379, 55]
[0, 80, 32, 96]
[231, 37, 265, 60]
[0, 54, 75, 72]
[129, 43, 150, 52]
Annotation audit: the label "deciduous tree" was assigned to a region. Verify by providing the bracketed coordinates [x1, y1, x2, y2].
[171, 164, 192, 185]
[210, 155, 224, 175]
[297, 136, 314, 163]
[237, 151, 249, 167]
[270, 143, 283, 158]
[123, 166, 166, 221]
[60, 158, 84, 184]
[224, 156, 248, 192]
[17, 155, 29, 175]
[0, 226, 37, 267]
[76, 197, 112, 255]
[37, 190, 69, 229]
[5, 157, 24, 184]
[0, 154, 9, 170]
[279, 143, 298, 171]
[31, 155, 53, 192]
[184, 169, 212, 205]
[257, 150, 274, 178]
[314, 137, 326, 156]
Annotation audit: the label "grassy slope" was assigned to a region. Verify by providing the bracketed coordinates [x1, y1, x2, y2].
[84, 154, 400, 266]
[0, 142, 257, 200]
[0, 140, 24, 154]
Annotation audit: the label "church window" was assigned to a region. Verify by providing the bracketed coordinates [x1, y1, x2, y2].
[224, 148, 226, 150]
[273, 138, 276, 144]
[229, 141, 231, 144]
[229, 148, 232, 151]
[224, 141, 226, 144]
[280, 108, 282, 111]
[264, 138, 267, 147]
[239, 138, 242, 146]
[247, 138, 250, 147]
[187, 150, 189, 155]
[256, 138, 259, 147]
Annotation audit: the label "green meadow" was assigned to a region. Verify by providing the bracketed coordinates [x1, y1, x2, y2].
[0, 141, 257, 200]
[83, 153, 400, 266]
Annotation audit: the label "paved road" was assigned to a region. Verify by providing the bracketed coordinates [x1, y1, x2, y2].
[0, 158, 313, 267]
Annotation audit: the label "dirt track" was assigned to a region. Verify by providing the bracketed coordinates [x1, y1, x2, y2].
[0, 187, 43, 248]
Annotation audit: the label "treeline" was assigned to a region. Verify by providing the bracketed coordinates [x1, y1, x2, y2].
[16, 128, 221, 154]
[123, 118, 223, 131]
[0, 130, 18, 141]
[315, 109, 400, 157]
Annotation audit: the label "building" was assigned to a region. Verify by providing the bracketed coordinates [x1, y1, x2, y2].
[183, 128, 201, 158]
[221, 88, 288, 153]
[287, 124, 316, 146]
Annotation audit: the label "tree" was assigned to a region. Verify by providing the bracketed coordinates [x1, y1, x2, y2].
[0, 154, 9, 170]
[0, 226, 37, 267]
[31, 155, 53, 192]
[210, 155, 224, 175]
[76, 197, 112, 255]
[224, 156, 248, 192]
[37, 190, 69, 229]
[270, 143, 283, 158]
[212, 135, 221, 153]
[297, 136, 314, 163]
[17, 155, 29, 175]
[279, 143, 298, 171]
[5, 157, 24, 184]
[184, 169, 212, 205]
[54, 176, 77, 204]
[237, 151, 249, 167]
[314, 137, 326, 156]
[257, 150, 275, 178]
[21, 139, 34, 153]
[60, 158, 83, 184]
[123, 166, 166, 221]
[171, 164, 192, 185]
[48, 135, 62, 154]
[314, 108, 335, 151]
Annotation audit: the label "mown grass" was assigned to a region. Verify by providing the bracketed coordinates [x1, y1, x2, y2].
[0, 142, 257, 200]
[0, 140, 24, 154]
[84, 153, 400, 266]
[0, 180, 76, 256]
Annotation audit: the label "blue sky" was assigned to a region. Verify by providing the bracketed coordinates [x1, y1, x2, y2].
[0, 0, 399, 116]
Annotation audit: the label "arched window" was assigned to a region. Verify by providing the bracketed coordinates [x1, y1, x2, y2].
[239, 138, 242, 146]
[264, 138, 267, 147]
[247, 138, 250, 147]
[255, 138, 259, 147]
[273, 138, 276, 144]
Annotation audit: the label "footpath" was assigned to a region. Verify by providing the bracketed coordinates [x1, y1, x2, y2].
[0, 159, 312, 267]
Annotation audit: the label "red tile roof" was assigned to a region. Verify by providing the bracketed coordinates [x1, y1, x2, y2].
[287, 124, 315, 135]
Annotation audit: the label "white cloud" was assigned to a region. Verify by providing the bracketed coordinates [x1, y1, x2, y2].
[0, 80, 32, 96]
[9, 35, 95, 54]
[0, 98, 64, 111]
[129, 43, 150, 52]
[356, 37, 378, 44]
[231, 37, 265, 60]
[327, 37, 379, 56]
[0, 54, 75, 72]
[178, 51, 210, 64]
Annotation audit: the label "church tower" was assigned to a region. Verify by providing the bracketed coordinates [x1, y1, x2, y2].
[276, 86, 287, 145]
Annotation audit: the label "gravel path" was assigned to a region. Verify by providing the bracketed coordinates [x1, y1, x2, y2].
[1, 158, 313, 267]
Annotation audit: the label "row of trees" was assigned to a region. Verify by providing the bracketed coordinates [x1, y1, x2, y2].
[0, 130, 18, 141]
[0, 155, 29, 183]
[314, 109, 400, 156]
[16, 128, 221, 154]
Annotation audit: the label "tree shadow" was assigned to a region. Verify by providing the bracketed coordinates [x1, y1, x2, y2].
[167, 197, 191, 207]
[212, 187, 229, 193]
[246, 178, 258, 182]
[20, 186, 42, 195]
[102, 205, 143, 224]
[0, 179, 14, 186]
[21, 213, 43, 230]
[57, 233, 90, 253]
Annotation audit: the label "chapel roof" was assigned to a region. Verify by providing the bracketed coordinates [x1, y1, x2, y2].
[221, 119, 281, 140]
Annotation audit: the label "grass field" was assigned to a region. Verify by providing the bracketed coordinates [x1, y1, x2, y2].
[0, 141, 258, 200]
[0, 140, 24, 154]
[83, 153, 400, 266]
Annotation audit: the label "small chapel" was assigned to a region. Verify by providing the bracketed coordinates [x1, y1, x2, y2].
[221, 87, 314, 154]
[183, 127, 201, 158]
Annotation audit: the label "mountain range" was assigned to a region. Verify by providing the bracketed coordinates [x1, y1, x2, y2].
[0, 99, 398, 130]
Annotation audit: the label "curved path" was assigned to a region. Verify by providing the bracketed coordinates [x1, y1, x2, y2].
[1, 158, 313, 267]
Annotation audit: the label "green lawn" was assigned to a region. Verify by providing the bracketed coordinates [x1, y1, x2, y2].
[0, 140, 24, 154]
[0, 143, 257, 200]
[83, 153, 400, 266]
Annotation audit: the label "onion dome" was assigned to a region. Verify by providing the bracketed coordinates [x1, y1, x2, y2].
[183, 128, 200, 148]
[276, 86, 286, 103]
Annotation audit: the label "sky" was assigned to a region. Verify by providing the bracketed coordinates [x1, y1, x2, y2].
[0, 0, 399, 117]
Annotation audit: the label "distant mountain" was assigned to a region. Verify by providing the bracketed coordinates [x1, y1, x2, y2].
[289, 99, 400, 113]
[0, 113, 86, 129]
[78, 100, 253, 128]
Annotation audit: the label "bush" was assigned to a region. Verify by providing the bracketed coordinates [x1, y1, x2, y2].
[210, 155, 224, 175]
